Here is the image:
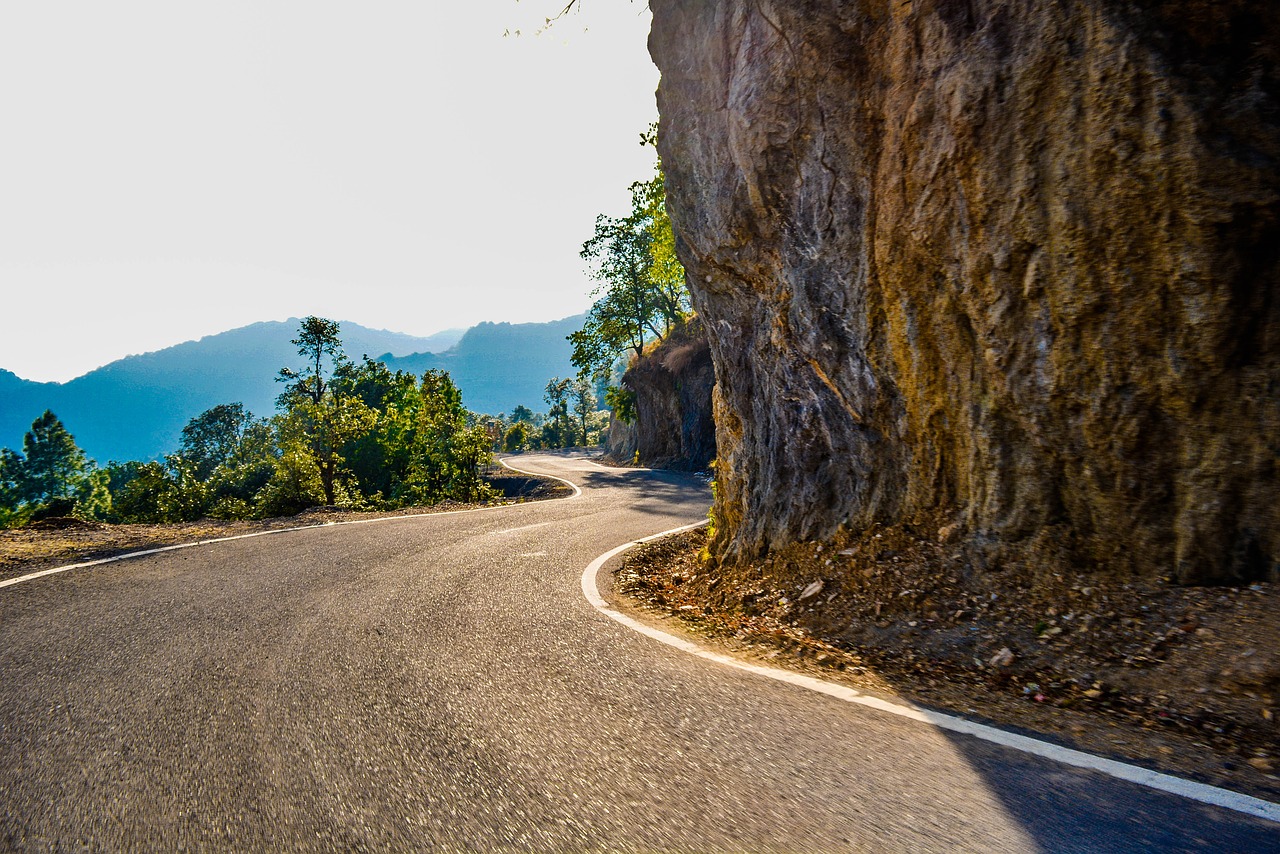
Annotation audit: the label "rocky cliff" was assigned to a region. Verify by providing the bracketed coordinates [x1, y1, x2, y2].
[603, 318, 716, 471]
[649, 0, 1279, 584]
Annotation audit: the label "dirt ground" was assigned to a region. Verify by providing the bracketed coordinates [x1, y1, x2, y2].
[0, 473, 570, 584]
[615, 526, 1280, 803]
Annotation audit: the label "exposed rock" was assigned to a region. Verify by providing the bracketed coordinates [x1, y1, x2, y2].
[605, 317, 716, 470]
[650, 0, 1280, 583]
[601, 411, 638, 463]
[799, 579, 825, 601]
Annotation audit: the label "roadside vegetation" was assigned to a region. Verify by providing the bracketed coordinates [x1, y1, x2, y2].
[569, 125, 692, 423]
[0, 318, 598, 529]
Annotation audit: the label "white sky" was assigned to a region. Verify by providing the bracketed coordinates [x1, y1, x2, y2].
[0, 2, 660, 383]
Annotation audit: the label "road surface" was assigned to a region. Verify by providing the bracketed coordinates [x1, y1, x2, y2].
[1, 452, 1276, 851]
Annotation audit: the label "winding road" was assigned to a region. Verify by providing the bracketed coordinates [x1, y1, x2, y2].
[1, 452, 1276, 851]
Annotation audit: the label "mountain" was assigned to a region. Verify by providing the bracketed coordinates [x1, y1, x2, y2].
[0, 316, 577, 463]
[379, 315, 584, 416]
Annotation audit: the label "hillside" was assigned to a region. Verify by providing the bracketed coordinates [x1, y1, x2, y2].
[380, 315, 584, 417]
[0, 316, 579, 463]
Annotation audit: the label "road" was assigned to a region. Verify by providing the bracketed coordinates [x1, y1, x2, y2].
[1, 452, 1276, 852]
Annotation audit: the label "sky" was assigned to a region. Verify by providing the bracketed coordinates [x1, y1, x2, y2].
[0, 2, 660, 383]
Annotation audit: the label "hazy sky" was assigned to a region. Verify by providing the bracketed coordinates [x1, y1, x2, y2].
[1, 2, 660, 383]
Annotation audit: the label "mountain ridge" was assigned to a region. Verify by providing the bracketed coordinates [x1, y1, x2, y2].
[0, 315, 582, 462]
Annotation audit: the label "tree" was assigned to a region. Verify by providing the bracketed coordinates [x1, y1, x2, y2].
[569, 378, 597, 446]
[0, 448, 26, 527]
[570, 125, 691, 402]
[108, 461, 175, 524]
[21, 410, 87, 505]
[572, 128, 690, 374]
[179, 403, 254, 480]
[542, 378, 575, 448]
[510, 405, 536, 424]
[503, 421, 530, 452]
[0, 412, 109, 523]
[205, 417, 277, 518]
[276, 317, 376, 505]
[278, 316, 344, 408]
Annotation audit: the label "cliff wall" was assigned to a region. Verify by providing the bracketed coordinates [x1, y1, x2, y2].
[649, 0, 1279, 583]
[602, 318, 716, 471]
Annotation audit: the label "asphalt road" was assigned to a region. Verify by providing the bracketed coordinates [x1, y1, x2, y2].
[1, 452, 1276, 852]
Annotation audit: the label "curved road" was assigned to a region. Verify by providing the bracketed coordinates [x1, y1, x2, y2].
[0, 453, 1275, 851]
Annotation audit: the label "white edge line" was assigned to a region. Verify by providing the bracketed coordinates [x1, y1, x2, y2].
[498, 456, 583, 498]
[582, 523, 1280, 825]
[0, 455, 578, 592]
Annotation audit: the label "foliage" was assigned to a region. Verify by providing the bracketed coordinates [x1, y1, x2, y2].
[569, 378, 597, 447]
[276, 317, 376, 506]
[107, 462, 175, 524]
[570, 125, 690, 385]
[21, 410, 88, 505]
[604, 385, 637, 425]
[502, 421, 530, 452]
[0, 318, 510, 527]
[179, 402, 254, 480]
[570, 124, 692, 438]
[0, 411, 109, 526]
[541, 378, 576, 448]
[700, 460, 719, 564]
[0, 449, 29, 528]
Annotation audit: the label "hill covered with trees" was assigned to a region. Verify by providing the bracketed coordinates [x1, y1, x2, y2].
[1, 319, 498, 526]
[0, 315, 582, 463]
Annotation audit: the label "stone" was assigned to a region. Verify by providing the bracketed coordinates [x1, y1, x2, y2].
[603, 317, 716, 470]
[989, 647, 1015, 668]
[649, 0, 1280, 585]
[800, 580, 825, 600]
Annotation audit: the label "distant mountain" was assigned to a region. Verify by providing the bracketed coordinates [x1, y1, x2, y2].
[0, 316, 577, 463]
[380, 315, 584, 416]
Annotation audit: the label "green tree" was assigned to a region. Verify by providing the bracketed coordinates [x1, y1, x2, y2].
[0, 411, 109, 522]
[74, 468, 112, 521]
[509, 404, 536, 424]
[0, 448, 27, 527]
[542, 378, 575, 448]
[278, 316, 344, 408]
[156, 455, 210, 522]
[502, 421, 530, 452]
[604, 385, 637, 425]
[256, 438, 327, 517]
[276, 317, 376, 505]
[205, 417, 277, 518]
[179, 403, 254, 480]
[570, 126, 691, 434]
[108, 461, 175, 523]
[20, 410, 87, 505]
[569, 378, 597, 446]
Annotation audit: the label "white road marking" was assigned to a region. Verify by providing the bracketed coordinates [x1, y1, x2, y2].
[0, 455, 576, 591]
[498, 457, 584, 497]
[581, 521, 1280, 825]
[9, 455, 1274, 824]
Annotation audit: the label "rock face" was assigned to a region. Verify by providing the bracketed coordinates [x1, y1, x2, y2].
[603, 318, 717, 471]
[649, 0, 1279, 583]
[601, 412, 638, 464]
